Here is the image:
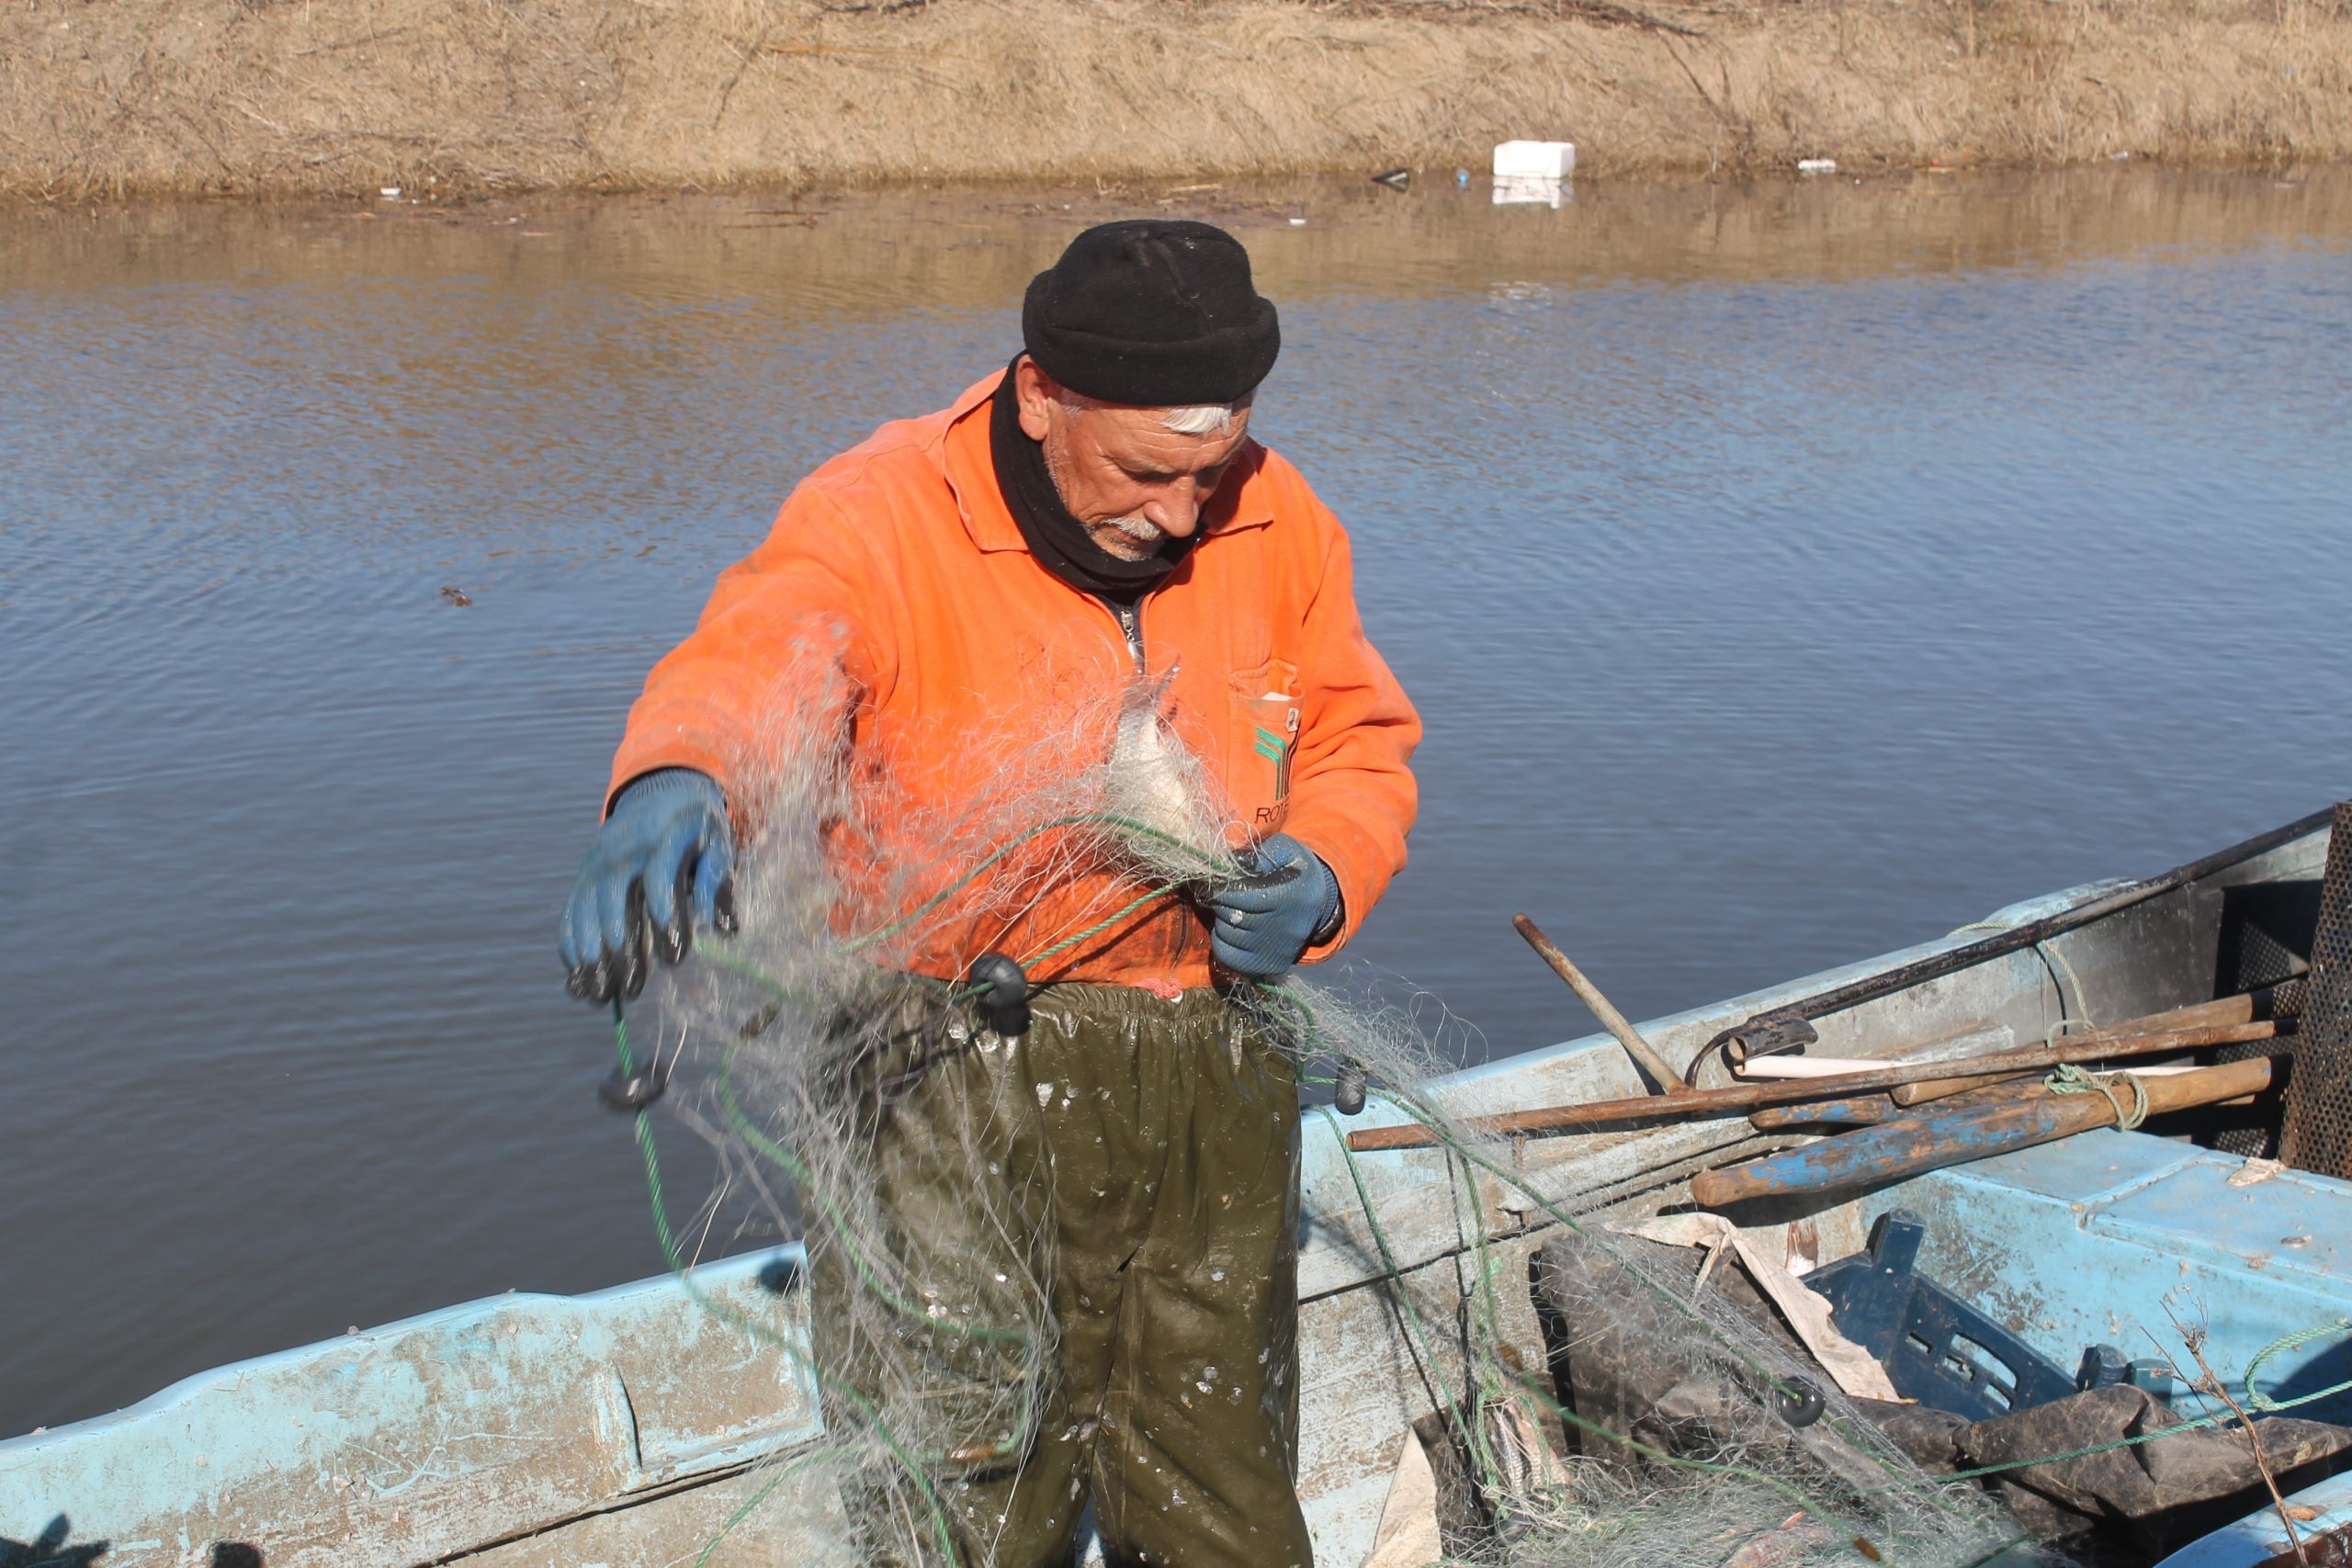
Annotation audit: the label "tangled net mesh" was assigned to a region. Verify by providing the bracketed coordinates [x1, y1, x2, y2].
[1446, 1215, 2027, 1568]
[616, 657, 2035, 1568]
[1303, 1034, 2029, 1568]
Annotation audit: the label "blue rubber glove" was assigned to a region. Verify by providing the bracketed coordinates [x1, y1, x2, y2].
[1204, 834, 1343, 979]
[559, 768, 736, 1004]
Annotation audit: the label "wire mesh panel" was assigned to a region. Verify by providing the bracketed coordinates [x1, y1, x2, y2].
[2279, 803, 2352, 1178]
[2213, 964, 2309, 1159]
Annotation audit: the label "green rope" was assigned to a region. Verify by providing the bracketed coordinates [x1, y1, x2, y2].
[1324, 1106, 1469, 1445]
[1948, 920, 2096, 1043]
[1014, 882, 1180, 974]
[634, 811, 2284, 1560]
[712, 1034, 1028, 1347]
[2247, 1318, 2352, 1412]
[1340, 1067, 2352, 1515]
[600, 814, 1261, 1562]
[608, 822, 1222, 1560]
[2043, 1063, 2149, 1130]
[610, 999, 964, 1564]
[843, 812, 1233, 954]
[1325, 1108, 1917, 1554]
[694, 1449, 836, 1568]
[1374, 1081, 1894, 1447]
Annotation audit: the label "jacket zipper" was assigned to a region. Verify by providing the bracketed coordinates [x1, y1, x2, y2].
[1100, 595, 1148, 674]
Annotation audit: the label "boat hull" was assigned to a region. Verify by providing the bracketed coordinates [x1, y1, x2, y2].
[6, 811, 2345, 1565]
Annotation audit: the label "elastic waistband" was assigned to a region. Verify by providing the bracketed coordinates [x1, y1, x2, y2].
[1025, 978, 1250, 1024]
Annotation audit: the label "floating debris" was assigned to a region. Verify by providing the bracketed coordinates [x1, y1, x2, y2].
[1494, 139, 1577, 180]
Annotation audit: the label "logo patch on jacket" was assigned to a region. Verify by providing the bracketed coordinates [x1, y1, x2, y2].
[1252, 724, 1294, 804]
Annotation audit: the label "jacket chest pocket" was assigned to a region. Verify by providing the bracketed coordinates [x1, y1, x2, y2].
[1227, 659, 1300, 841]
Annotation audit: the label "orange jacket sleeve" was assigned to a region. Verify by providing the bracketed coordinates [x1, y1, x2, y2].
[605, 486, 893, 818]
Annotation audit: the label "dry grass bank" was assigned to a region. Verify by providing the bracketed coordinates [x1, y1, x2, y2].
[2, 0, 2346, 198]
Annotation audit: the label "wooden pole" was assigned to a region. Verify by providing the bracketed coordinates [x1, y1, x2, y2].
[1691, 1056, 2279, 1207]
[1511, 914, 1690, 1093]
[1341, 1019, 2278, 1151]
[1747, 1095, 1896, 1131]
[1882, 993, 2264, 1107]
[1887, 1070, 2034, 1108]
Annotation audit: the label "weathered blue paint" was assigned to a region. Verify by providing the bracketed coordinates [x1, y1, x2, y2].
[4, 819, 2335, 1566]
[1748, 1094, 1894, 1129]
[0, 1249, 821, 1567]
[1697, 1094, 2106, 1205]
[2154, 1468, 2352, 1566]
[1808, 1211, 2081, 1419]
[1854, 1134, 2352, 1426]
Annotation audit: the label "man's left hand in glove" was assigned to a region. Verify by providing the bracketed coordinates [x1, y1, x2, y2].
[1204, 834, 1343, 979]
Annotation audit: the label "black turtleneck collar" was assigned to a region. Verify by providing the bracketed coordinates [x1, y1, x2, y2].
[989, 361, 1199, 601]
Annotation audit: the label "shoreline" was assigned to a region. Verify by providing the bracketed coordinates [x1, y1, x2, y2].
[3, 0, 2347, 201]
[9, 171, 2346, 316]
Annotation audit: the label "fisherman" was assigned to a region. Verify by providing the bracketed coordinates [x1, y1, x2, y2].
[558, 220, 1419, 1566]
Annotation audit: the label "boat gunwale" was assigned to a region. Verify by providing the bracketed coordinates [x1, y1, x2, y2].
[2, 807, 2336, 1567]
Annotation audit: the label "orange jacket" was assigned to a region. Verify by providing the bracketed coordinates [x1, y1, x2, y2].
[609, 371, 1419, 991]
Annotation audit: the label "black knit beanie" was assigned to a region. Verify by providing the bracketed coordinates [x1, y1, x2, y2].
[1022, 220, 1281, 407]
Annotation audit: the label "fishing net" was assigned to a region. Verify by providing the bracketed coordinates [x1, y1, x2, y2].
[605, 653, 2033, 1568]
[1312, 1057, 2032, 1568]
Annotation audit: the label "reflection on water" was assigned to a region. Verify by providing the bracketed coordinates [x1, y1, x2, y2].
[2, 171, 2348, 1433]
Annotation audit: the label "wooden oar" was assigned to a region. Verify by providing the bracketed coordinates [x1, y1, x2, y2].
[1728, 993, 2270, 1092]
[1691, 1055, 2279, 1207]
[1873, 991, 2269, 1107]
[1341, 1019, 2278, 1151]
[1747, 1072, 2057, 1131]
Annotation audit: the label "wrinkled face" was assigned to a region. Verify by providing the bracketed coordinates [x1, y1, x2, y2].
[1013, 357, 1253, 561]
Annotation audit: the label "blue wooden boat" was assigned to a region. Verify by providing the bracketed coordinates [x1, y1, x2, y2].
[6, 808, 2348, 1567]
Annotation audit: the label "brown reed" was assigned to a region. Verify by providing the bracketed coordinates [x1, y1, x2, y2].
[3, 0, 2343, 200]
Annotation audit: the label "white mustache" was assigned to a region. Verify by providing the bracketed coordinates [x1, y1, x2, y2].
[1105, 515, 1163, 544]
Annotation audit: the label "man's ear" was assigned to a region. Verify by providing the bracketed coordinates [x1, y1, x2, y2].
[1012, 355, 1057, 444]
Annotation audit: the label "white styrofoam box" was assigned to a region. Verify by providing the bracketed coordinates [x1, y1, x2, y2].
[1492, 140, 1576, 180]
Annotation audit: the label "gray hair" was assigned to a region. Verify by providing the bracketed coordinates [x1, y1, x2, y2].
[1057, 388, 1238, 436]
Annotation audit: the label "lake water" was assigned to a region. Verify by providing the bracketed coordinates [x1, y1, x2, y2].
[3, 169, 2348, 1435]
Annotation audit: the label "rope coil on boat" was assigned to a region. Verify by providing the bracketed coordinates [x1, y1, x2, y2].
[2043, 1062, 2151, 1129]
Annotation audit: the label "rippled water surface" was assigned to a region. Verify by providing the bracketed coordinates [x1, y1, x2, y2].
[4, 171, 2349, 1432]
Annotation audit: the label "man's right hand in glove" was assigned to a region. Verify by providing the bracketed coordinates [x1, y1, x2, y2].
[559, 768, 736, 1004]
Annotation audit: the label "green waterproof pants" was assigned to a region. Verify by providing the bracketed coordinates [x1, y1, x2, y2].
[807, 981, 1313, 1568]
